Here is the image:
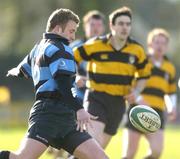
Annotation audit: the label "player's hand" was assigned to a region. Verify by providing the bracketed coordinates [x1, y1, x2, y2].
[168, 107, 177, 122]
[75, 76, 87, 88]
[76, 108, 98, 132]
[135, 96, 148, 105]
[124, 91, 137, 104]
[6, 67, 20, 77]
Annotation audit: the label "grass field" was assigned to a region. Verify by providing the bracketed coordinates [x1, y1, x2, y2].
[0, 125, 180, 159]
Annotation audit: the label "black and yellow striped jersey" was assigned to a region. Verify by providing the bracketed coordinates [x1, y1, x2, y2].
[73, 34, 151, 96]
[141, 56, 177, 110]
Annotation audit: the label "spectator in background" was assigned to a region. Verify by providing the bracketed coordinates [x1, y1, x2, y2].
[122, 28, 177, 159]
[73, 6, 151, 149]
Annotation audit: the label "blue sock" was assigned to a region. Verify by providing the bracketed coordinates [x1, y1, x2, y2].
[0, 151, 10, 159]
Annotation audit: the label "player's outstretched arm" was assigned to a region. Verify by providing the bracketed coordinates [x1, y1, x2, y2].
[6, 67, 20, 77]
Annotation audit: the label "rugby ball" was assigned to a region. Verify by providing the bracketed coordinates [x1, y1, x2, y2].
[129, 105, 161, 133]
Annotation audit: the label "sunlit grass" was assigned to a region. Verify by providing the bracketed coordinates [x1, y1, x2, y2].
[0, 126, 180, 159]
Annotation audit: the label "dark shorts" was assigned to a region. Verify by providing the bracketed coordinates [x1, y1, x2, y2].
[84, 90, 126, 135]
[125, 105, 165, 133]
[26, 98, 91, 154]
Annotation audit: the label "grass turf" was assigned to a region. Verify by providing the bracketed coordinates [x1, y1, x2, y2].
[0, 125, 180, 159]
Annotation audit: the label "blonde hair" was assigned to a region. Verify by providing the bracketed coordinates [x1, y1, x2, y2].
[147, 28, 170, 45]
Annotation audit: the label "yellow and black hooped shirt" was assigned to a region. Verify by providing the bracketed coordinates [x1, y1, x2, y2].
[141, 56, 177, 111]
[73, 34, 151, 96]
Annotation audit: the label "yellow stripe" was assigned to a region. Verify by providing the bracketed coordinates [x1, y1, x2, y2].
[74, 48, 84, 64]
[137, 63, 151, 77]
[146, 76, 169, 93]
[142, 95, 165, 110]
[86, 80, 131, 96]
[123, 43, 146, 63]
[169, 83, 176, 93]
[87, 61, 136, 75]
[74, 38, 151, 79]
[84, 40, 112, 55]
[161, 60, 175, 75]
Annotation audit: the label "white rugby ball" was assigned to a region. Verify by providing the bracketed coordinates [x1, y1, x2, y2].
[129, 105, 161, 133]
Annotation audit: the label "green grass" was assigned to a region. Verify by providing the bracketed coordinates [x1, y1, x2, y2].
[106, 125, 180, 159]
[0, 126, 180, 159]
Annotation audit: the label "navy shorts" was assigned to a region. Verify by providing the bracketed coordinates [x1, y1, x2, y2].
[84, 90, 126, 135]
[27, 98, 91, 154]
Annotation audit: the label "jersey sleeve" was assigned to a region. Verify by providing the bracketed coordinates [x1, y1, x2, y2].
[73, 44, 91, 65]
[168, 65, 177, 94]
[17, 54, 32, 78]
[135, 47, 152, 80]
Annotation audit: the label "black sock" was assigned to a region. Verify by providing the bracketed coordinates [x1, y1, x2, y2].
[0, 151, 10, 159]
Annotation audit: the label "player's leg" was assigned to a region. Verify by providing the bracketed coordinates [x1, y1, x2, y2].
[61, 130, 108, 159]
[83, 90, 110, 148]
[144, 109, 165, 159]
[102, 95, 126, 149]
[65, 121, 109, 159]
[74, 138, 108, 159]
[144, 130, 164, 159]
[0, 100, 51, 159]
[122, 105, 143, 159]
[85, 91, 126, 149]
[122, 128, 141, 159]
[0, 138, 47, 159]
[84, 93, 112, 148]
[47, 147, 68, 159]
[87, 119, 112, 149]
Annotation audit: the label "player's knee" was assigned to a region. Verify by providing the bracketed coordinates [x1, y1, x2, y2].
[76, 147, 108, 159]
[96, 148, 109, 159]
[97, 138, 106, 149]
[90, 151, 109, 159]
[73, 139, 109, 159]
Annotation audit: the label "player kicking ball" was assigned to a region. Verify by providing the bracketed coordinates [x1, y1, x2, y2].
[0, 8, 108, 159]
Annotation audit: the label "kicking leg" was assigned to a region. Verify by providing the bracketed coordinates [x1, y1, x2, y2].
[144, 130, 164, 159]
[2, 137, 48, 159]
[73, 138, 108, 159]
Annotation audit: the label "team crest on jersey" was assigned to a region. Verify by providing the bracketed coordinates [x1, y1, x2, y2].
[59, 60, 66, 67]
[59, 60, 68, 70]
[100, 54, 108, 60]
[129, 56, 135, 64]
